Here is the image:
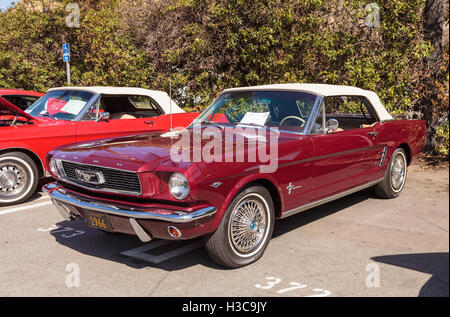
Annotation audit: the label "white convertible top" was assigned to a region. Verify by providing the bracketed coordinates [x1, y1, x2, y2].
[48, 86, 184, 114]
[224, 83, 393, 121]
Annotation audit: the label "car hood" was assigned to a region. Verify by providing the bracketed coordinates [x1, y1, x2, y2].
[50, 126, 292, 173]
[0, 96, 35, 121]
[50, 132, 187, 172]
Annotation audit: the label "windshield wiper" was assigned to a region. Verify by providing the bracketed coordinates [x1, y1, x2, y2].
[196, 120, 225, 130]
[36, 113, 57, 120]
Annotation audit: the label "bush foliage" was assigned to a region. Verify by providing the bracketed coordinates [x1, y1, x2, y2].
[0, 0, 448, 155]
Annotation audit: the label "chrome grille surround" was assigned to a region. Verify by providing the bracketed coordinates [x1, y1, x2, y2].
[57, 160, 142, 195]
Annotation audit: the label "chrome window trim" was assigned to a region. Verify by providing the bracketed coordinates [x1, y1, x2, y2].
[56, 159, 142, 196]
[74, 93, 101, 122]
[307, 95, 382, 134]
[303, 95, 324, 135]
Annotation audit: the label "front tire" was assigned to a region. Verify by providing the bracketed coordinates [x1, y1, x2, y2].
[204, 186, 274, 268]
[375, 148, 408, 199]
[0, 152, 39, 206]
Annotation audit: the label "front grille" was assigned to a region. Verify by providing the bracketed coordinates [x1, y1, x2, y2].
[60, 160, 141, 195]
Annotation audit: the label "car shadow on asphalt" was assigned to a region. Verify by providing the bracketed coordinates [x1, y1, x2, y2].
[372, 252, 449, 297]
[272, 187, 373, 238]
[50, 218, 225, 271]
[48, 188, 375, 272]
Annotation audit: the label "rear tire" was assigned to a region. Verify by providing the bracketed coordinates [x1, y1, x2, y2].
[204, 186, 274, 268]
[0, 152, 39, 206]
[375, 148, 408, 199]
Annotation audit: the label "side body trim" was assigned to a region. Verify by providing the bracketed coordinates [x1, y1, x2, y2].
[279, 178, 383, 219]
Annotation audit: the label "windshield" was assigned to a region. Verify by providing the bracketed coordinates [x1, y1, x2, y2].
[192, 90, 318, 134]
[26, 90, 94, 120]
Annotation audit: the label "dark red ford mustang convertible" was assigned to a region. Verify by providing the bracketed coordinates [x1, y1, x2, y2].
[44, 84, 426, 268]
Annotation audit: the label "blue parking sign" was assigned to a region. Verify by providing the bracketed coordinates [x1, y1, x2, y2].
[62, 43, 70, 62]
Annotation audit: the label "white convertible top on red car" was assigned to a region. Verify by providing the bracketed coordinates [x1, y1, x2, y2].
[48, 86, 185, 115]
[224, 83, 394, 122]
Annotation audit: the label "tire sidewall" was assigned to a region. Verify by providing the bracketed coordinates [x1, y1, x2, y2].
[0, 153, 38, 205]
[385, 148, 408, 197]
[218, 186, 274, 267]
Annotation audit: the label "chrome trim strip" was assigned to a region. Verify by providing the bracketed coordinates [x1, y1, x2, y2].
[57, 159, 142, 196]
[280, 178, 384, 219]
[379, 146, 388, 167]
[44, 183, 217, 223]
[74, 93, 101, 121]
[303, 96, 323, 135]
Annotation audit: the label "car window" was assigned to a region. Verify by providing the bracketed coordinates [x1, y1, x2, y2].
[193, 91, 318, 134]
[82, 99, 106, 121]
[92, 95, 162, 120]
[128, 96, 161, 112]
[26, 90, 94, 120]
[2, 95, 40, 110]
[312, 96, 378, 134]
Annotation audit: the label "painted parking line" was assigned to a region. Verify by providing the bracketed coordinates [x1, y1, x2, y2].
[120, 239, 202, 264]
[0, 197, 52, 216]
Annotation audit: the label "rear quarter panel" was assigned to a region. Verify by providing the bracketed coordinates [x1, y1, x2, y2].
[378, 120, 426, 164]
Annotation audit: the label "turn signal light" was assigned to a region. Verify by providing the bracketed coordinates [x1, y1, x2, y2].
[168, 226, 182, 238]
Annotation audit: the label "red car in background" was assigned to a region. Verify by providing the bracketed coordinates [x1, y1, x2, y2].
[0, 89, 44, 111]
[0, 86, 199, 206]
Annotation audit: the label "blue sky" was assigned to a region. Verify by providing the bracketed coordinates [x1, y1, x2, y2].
[0, 0, 19, 11]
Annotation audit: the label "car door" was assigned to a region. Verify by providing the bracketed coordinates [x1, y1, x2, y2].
[308, 96, 385, 202]
[74, 95, 161, 143]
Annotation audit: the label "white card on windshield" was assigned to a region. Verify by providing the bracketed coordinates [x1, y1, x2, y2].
[60, 100, 87, 115]
[239, 112, 270, 126]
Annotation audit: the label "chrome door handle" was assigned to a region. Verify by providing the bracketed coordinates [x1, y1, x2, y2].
[368, 131, 378, 138]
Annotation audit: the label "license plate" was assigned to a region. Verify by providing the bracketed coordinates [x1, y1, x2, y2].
[85, 211, 113, 232]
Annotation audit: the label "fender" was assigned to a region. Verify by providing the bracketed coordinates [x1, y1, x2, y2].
[207, 172, 283, 232]
[0, 144, 46, 174]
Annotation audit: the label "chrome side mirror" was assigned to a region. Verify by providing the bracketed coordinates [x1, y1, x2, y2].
[325, 118, 339, 134]
[96, 112, 110, 122]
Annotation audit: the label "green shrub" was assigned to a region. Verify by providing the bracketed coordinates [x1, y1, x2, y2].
[0, 0, 448, 154]
[435, 123, 449, 157]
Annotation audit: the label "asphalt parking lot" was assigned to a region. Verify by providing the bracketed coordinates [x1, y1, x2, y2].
[0, 166, 448, 297]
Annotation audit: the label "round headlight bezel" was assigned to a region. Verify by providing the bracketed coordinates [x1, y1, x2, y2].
[169, 172, 190, 200]
[49, 158, 59, 177]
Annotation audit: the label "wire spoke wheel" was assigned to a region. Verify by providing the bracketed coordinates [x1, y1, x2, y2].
[390, 152, 406, 191]
[229, 195, 268, 255]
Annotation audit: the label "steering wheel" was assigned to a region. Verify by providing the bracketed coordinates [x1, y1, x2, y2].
[280, 116, 306, 127]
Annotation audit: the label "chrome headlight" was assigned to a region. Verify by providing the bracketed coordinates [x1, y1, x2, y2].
[169, 173, 190, 200]
[49, 158, 58, 177]
[49, 158, 65, 178]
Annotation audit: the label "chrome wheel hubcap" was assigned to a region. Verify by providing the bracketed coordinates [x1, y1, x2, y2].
[0, 164, 25, 194]
[391, 154, 406, 191]
[230, 197, 267, 253]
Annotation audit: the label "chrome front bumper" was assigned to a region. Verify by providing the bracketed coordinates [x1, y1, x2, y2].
[43, 182, 217, 242]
